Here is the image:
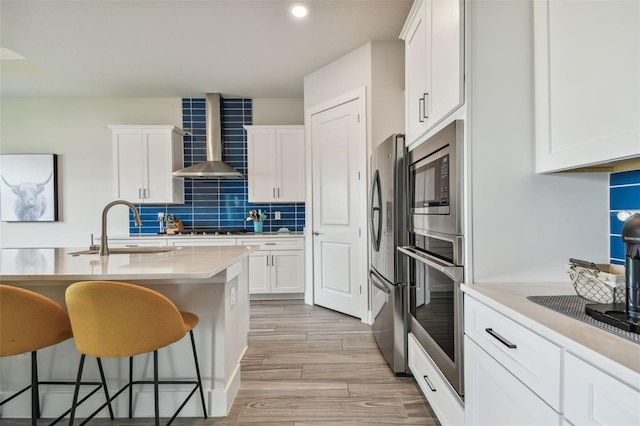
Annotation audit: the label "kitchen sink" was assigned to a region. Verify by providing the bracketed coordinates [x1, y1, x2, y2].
[69, 247, 175, 256]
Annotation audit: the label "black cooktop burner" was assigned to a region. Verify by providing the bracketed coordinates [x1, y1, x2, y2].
[173, 228, 248, 236]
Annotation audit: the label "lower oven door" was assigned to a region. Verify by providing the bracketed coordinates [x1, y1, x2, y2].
[398, 245, 464, 396]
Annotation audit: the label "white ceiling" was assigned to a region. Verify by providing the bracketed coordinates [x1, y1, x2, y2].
[0, 0, 412, 99]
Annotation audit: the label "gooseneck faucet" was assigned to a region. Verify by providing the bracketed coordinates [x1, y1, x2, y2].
[100, 200, 143, 256]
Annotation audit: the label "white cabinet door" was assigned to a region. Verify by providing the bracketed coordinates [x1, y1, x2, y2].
[248, 251, 270, 294]
[246, 128, 278, 202]
[111, 125, 184, 204]
[429, 0, 463, 126]
[270, 250, 304, 293]
[465, 337, 561, 426]
[401, 0, 463, 146]
[564, 352, 640, 426]
[534, 0, 640, 172]
[404, 0, 428, 144]
[245, 125, 305, 203]
[276, 128, 305, 202]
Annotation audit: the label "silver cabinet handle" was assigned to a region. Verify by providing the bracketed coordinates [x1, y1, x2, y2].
[485, 328, 517, 349]
[277, 188, 280, 198]
[265, 242, 276, 245]
[266, 255, 269, 266]
[271, 255, 274, 266]
[138, 188, 144, 199]
[144, 188, 149, 199]
[273, 188, 276, 198]
[423, 92, 429, 119]
[423, 375, 436, 392]
[418, 97, 425, 123]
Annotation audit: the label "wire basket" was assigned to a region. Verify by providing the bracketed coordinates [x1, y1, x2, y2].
[566, 259, 626, 304]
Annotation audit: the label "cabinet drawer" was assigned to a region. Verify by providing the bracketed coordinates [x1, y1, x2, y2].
[408, 333, 464, 426]
[465, 337, 561, 425]
[237, 238, 303, 250]
[464, 297, 562, 410]
[564, 352, 640, 425]
[168, 238, 236, 246]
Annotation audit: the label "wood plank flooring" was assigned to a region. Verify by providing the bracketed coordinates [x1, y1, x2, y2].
[1, 300, 440, 425]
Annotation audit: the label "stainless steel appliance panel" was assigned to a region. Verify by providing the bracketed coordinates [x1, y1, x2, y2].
[408, 120, 464, 236]
[400, 230, 465, 396]
[369, 134, 407, 374]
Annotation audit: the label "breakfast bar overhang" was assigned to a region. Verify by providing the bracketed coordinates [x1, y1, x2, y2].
[0, 245, 257, 420]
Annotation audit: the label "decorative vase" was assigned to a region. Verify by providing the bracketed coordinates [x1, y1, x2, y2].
[253, 221, 263, 233]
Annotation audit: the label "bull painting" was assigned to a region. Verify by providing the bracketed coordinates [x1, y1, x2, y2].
[0, 154, 58, 222]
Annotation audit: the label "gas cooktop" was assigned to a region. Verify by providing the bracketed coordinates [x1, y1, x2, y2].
[172, 228, 248, 236]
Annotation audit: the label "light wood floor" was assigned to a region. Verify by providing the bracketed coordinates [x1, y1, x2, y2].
[2, 300, 439, 425]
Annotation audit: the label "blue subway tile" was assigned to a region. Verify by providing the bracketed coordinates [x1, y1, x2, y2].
[610, 185, 640, 210]
[610, 235, 625, 260]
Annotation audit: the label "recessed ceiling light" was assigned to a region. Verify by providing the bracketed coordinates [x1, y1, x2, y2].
[290, 3, 308, 18]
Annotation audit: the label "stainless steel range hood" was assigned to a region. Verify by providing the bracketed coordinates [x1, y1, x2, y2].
[173, 93, 244, 179]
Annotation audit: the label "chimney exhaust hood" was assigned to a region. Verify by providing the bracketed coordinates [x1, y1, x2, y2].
[173, 93, 244, 179]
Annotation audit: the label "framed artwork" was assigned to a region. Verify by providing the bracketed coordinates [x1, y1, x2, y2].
[0, 154, 59, 222]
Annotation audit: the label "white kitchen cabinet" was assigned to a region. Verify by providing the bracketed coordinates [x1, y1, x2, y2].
[564, 352, 640, 426]
[237, 237, 304, 294]
[464, 296, 563, 425]
[244, 125, 305, 203]
[465, 337, 561, 426]
[408, 333, 464, 426]
[400, 0, 464, 146]
[533, 0, 640, 172]
[110, 125, 185, 204]
[167, 238, 236, 246]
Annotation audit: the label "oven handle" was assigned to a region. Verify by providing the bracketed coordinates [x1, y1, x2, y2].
[398, 246, 463, 283]
[369, 269, 392, 294]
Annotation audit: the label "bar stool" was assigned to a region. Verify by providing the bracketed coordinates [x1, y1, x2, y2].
[65, 280, 207, 426]
[0, 284, 113, 426]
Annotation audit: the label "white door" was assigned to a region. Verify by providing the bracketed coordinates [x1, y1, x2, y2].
[311, 96, 366, 318]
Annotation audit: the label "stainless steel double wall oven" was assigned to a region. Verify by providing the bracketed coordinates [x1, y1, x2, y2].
[399, 120, 465, 396]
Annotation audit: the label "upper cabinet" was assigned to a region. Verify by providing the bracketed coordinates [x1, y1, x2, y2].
[244, 125, 305, 203]
[401, 0, 464, 146]
[534, 0, 640, 173]
[110, 125, 185, 204]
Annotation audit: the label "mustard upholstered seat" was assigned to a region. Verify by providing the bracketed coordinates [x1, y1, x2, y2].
[0, 284, 112, 426]
[65, 280, 207, 426]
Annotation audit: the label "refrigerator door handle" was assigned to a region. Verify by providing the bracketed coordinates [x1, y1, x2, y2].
[370, 169, 383, 252]
[369, 269, 391, 294]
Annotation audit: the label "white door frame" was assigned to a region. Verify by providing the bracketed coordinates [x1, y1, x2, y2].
[304, 87, 369, 322]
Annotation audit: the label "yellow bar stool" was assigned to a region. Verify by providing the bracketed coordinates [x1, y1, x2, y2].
[65, 280, 207, 426]
[0, 284, 113, 426]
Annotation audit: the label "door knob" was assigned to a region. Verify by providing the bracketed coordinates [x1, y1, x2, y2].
[313, 231, 321, 236]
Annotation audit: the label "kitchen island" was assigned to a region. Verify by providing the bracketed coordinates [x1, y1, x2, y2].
[0, 245, 257, 419]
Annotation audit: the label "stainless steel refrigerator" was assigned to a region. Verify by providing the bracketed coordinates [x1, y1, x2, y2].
[369, 134, 407, 374]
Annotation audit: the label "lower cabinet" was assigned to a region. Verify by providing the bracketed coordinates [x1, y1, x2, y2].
[237, 238, 305, 295]
[465, 336, 561, 425]
[564, 352, 640, 425]
[408, 333, 464, 426]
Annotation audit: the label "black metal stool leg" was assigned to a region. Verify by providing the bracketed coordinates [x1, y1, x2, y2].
[68, 354, 86, 426]
[153, 350, 159, 426]
[31, 351, 38, 426]
[128, 356, 133, 419]
[189, 330, 207, 418]
[95, 358, 114, 420]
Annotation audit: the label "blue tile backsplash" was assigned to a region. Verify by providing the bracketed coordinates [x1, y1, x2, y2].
[609, 169, 640, 264]
[129, 98, 306, 234]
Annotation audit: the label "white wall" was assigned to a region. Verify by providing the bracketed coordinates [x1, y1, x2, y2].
[371, 41, 405, 148]
[0, 97, 182, 248]
[467, 0, 609, 282]
[253, 98, 303, 125]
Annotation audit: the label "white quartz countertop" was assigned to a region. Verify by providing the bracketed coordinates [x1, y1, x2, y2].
[0, 245, 257, 281]
[462, 282, 640, 382]
[114, 231, 304, 239]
